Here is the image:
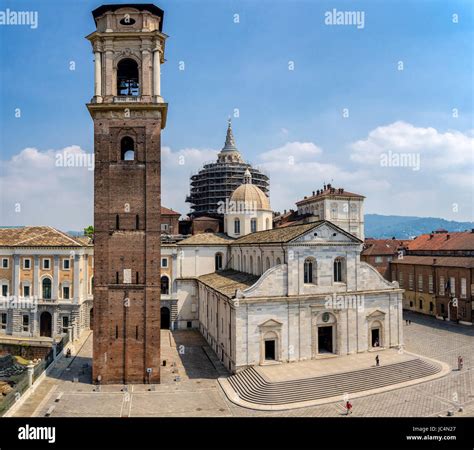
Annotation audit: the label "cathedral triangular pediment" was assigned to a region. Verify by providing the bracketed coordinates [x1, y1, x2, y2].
[258, 318, 283, 328]
[292, 221, 361, 243]
[366, 309, 386, 319]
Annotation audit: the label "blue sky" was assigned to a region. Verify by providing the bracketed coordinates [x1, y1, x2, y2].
[0, 0, 473, 229]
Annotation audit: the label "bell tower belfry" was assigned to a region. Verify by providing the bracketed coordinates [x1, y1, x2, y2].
[86, 4, 167, 384]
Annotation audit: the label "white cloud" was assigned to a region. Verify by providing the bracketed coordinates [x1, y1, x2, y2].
[348, 122, 473, 220]
[0, 145, 217, 230]
[0, 146, 94, 231]
[257, 141, 390, 214]
[350, 121, 473, 169]
[2, 122, 472, 231]
[259, 141, 322, 164]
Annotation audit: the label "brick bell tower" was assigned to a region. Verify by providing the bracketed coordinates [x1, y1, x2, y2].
[86, 4, 167, 384]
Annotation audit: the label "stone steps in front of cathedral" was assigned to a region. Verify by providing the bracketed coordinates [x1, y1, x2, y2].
[220, 355, 450, 411]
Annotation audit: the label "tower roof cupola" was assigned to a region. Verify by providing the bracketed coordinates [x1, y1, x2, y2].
[243, 168, 252, 184]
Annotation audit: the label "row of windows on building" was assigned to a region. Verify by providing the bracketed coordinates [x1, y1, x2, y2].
[0, 312, 69, 334]
[406, 298, 467, 318]
[409, 299, 436, 313]
[223, 252, 347, 284]
[0, 277, 93, 300]
[304, 258, 345, 283]
[299, 203, 359, 219]
[1, 257, 73, 270]
[233, 218, 270, 235]
[393, 272, 468, 298]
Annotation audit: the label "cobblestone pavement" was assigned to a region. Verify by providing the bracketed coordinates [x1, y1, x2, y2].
[12, 311, 474, 417]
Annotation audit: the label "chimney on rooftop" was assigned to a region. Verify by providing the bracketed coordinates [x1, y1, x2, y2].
[429, 234, 433, 239]
[471, 228, 474, 233]
[446, 234, 450, 239]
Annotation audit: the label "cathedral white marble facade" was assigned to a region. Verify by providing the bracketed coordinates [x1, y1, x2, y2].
[170, 176, 403, 373]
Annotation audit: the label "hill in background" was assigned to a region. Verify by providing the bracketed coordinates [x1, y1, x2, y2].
[365, 214, 474, 239]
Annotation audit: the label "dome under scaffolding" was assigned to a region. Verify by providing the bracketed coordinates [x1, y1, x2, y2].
[186, 120, 270, 219]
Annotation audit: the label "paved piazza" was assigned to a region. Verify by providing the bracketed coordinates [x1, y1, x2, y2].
[10, 311, 474, 418]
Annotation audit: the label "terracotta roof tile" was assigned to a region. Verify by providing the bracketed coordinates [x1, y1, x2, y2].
[178, 232, 234, 245]
[232, 222, 322, 245]
[362, 239, 409, 256]
[390, 255, 474, 268]
[0, 227, 90, 247]
[198, 270, 259, 298]
[406, 231, 474, 251]
[161, 206, 180, 216]
[232, 221, 362, 245]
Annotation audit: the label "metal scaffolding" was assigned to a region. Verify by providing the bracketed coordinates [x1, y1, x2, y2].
[186, 121, 270, 218]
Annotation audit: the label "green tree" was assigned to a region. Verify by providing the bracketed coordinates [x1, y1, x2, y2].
[84, 225, 94, 238]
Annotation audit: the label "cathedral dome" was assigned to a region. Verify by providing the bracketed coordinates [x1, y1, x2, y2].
[230, 169, 271, 211]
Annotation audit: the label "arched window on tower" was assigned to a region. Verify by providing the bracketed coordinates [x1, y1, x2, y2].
[117, 58, 139, 96]
[121, 136, 135, 161]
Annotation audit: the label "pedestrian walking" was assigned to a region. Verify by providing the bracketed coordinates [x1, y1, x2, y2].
[375, 355, 380, 367]
[458, 356, 464, 371]
[405, 319, 408, 325]
[345, 400, 352, 415]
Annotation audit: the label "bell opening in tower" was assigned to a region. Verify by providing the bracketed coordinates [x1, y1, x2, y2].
[117, 58, 140, 96]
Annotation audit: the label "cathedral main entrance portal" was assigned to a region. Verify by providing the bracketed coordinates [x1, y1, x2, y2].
[318, 326, 333, 353]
